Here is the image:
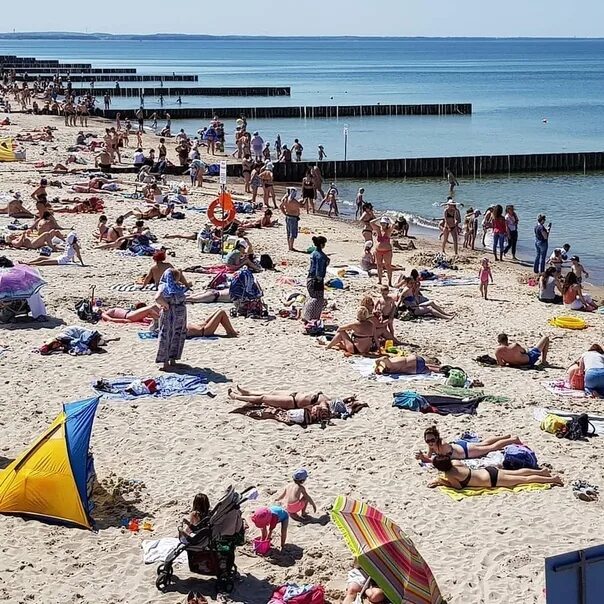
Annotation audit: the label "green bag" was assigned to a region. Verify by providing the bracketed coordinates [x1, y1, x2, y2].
[446, 368, 467, 387]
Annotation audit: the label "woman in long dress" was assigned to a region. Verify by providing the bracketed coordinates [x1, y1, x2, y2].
[156, 268, 190, 370]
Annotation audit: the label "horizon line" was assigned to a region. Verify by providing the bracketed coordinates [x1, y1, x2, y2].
[0, 32, 604, 40]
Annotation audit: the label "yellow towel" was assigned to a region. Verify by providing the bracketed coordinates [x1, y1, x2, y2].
[439, 483, 552, 502]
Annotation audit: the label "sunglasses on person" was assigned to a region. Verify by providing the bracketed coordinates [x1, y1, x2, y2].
[425, 438, 437, 444]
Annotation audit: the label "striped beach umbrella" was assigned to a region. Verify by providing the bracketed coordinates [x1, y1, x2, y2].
[330, 495, 444, 604]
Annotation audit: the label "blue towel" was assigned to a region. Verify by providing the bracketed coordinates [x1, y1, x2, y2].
[93, 374, 211, 400]
[137, 331, 218, 341]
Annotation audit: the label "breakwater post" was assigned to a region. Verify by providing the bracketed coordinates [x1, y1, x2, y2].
[225, 152, 604, 180]
[77, 86, 291, 97]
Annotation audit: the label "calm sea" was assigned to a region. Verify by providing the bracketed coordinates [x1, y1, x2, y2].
[0, 37, 602, 282]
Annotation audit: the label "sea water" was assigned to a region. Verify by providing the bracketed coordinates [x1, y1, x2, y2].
[0, 36, 602, 281]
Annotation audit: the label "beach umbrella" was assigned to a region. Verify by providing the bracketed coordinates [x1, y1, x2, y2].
[0, 265, 46, 302]
[330, 495, 444, 604]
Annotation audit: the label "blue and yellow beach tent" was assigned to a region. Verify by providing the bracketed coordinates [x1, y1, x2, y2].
[0, 397, 100, 529]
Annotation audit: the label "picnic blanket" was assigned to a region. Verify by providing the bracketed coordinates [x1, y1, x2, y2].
[137, 331, 218, 342]
[351, 357, 442, 383]
[109, 283, 156, 293]
[439, 483, 552, 502]
[542, 380, 588, 398]
[93, 374, 212, 400]
[142, 538, 185, 566]
[534, 407, 604, 436]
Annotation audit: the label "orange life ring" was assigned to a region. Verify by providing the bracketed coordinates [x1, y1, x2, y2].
[207, 192, 236, 228]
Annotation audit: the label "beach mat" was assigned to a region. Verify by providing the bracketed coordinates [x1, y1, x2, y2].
[542, 380, 588, 398]
[350, 357, 442, 383]
[110, 283, 156, 293]
[439, 483, 551, 502]
[137, 331, 218, 342]
[534, 408, 604, 436]
[327, 265, 369, 278]
[93, 374, 212, 400]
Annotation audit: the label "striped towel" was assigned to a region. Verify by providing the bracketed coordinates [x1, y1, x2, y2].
[109, 283, 157, 293]
[439, 483, 551, 501]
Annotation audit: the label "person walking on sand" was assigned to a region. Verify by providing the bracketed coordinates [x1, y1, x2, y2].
[303, 236, 330, 322]
[441, 198, 461, 256]
[478, 257, 493, 300]
[155, 268, 190, 371]
[533, 214, 551, 274]
[280, 188, 301, 251]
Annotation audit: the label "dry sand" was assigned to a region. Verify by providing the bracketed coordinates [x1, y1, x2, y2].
[0, 111, 603, 604]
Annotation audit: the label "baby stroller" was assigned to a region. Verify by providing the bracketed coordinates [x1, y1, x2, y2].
[156, 486, 255, 593]
[229, 267, 267, 318]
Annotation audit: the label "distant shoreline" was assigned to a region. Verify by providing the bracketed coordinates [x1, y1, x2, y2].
[1, 33, 604, 41]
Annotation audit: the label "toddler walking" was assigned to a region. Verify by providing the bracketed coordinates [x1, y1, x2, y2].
[479, 257, 493, 300]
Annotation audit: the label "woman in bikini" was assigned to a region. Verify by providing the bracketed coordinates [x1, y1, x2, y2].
[227, 386, 330, 409]
[429, 454, 562, 489]
[326, 306, 378, 356]
[3, 230, 62, 251]
[186, 309, 238, 337]
[441, 199, 460, 256]
[242, 154, 253, 193]
[562, 271, 597, 311]
[375, 354, 441, 376]
[370, 216, 394, 287]
[397, 277, 454, 320]
[101, 303, 161, 323]
[359, 295, 398, 345]
[416, 426, 522, 463]
[260, 166, 276, 209]
[301, 170, 316, 214]
[0, 194, 34, 218]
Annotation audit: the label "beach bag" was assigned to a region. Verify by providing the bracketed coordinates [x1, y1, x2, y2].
[232, 298, 267, 318]
[75, 299, 101, 324]
[558, 413, 595, 441]
[260, 254, 275, 270]
[503, 444, 539, 470]
[207, 163, 220, 176]
[268, 584, 325, 604]
[540, 413, 568, 435]
[446, 368, 467, 387]
[570, 370, 585, 391]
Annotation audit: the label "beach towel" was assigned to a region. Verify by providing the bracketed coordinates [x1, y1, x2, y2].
[142, 538, 186, 566]
[534, 408, 604, 436]
[542, 380, 588, 398]
[327, 265, 369, 278]
[431, 385, 510, 404]
[184, 264, 232, 274]
[137, 331, 218, 341]
[276, 276, 303, 287]
[439, 483, 552, 502]
[93, 374, 212, 400]
[422, 277, 480, 287]
[351, 358, 442, 383]
[109, 283, 156, 293]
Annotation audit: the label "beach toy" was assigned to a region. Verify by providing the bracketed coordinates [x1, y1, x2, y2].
[548, 316, 587, 330]
[128, 518, 140, 532]
[253, 537, 271, 556]
[384, 339, 394, 350]
[207, 192, 236, 228]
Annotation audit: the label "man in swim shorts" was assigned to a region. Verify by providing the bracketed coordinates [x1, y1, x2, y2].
[495, 333, 550, 367]
[279, 188, 301, 251]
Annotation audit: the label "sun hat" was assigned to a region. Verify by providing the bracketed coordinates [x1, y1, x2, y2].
[364, 241, 373, 250]
[251, 507, 272, 528]
[293, 468, 308, 482]
[380, 216, 391, 225]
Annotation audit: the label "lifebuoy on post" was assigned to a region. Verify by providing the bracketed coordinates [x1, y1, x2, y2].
[207, 191, 236, 228]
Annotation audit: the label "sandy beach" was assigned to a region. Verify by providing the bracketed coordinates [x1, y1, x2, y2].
[0, 109, 603, 604]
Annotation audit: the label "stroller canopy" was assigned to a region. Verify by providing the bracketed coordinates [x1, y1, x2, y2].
[229, 267, 262, 302]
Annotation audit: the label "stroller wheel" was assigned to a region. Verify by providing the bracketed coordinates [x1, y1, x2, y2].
[157, 564, 165, 576]
[156, 572, 170, 592]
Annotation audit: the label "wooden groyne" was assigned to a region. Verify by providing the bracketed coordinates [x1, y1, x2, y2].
[27, 74, 199, 83]
[2, 62, 91, 70]
[74, 86, 291, 97]
[96, 103, 471, 120]
[226, 152, 604, 180]
[11, 67, 138, 75]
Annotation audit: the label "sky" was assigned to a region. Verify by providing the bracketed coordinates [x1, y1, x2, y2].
[2, 0, 604, 37]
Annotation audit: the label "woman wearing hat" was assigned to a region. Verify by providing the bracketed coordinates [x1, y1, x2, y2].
[370, 216, 394, 287]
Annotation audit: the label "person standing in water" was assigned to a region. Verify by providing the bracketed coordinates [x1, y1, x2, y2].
[533, 214, 551, 274]
[503, 204, 519, 260]
[355, 188, 365, 219]
[446, 169, 458, 194]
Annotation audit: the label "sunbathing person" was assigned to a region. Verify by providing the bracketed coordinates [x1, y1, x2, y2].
[53, 197, 104, 214]
[325, 307, 377, 355]
[124, 203, 173, 221]
[186, 309, 238, 337]
[429, 454, 562, 489]
[343, 579, 385, 604]
[225, 241, 261, 272]
[0, 194, 34, 218]
[375, 354, 441, 375]
[416, 426, 522, 462]
[2, 230, 62, 250]
[240, 208, 277, 229]
[31, 211, 64, 235]
[495, 333, 550, 367]
[360, 295, 397, 345]
[28, 231, 84, 266]
[100, 303, 161, 324]
[142, 250, 175, 287]
[229, 389, 366, 427]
